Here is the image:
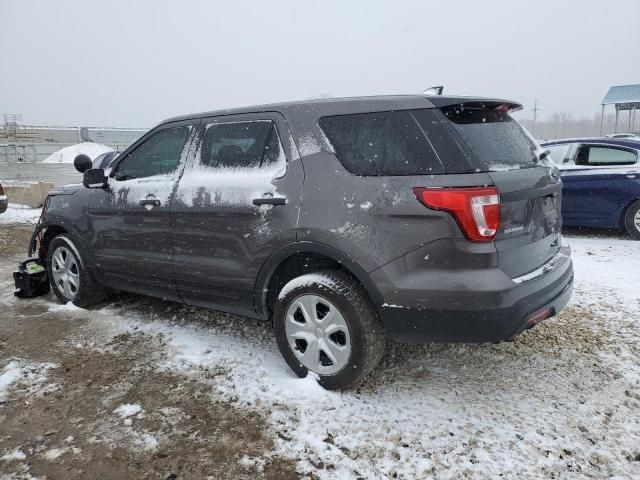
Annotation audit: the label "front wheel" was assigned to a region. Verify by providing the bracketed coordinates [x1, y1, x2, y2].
[273, 271, 385, 390]
[624, 200, 640, 240]
[46, 235, 106, 307]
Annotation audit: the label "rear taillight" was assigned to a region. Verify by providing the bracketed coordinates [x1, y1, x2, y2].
[412, 186, 500, 242]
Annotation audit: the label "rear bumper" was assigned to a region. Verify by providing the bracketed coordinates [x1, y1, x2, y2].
[372, 244, 573, 343]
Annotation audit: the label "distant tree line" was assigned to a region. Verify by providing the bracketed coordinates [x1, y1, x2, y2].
[519, 112, 638, 141]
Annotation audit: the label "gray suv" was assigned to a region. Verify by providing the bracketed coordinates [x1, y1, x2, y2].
[29, 95, 573, 389]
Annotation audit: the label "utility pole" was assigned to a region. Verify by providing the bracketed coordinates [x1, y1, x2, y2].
[532, 99, 539, 138]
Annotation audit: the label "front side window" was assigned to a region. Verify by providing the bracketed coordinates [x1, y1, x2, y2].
[545, 144, 573, 165]
[576, 145, 637, 166]
[114, 126, 191, 180]
[199, 121, 283, 169]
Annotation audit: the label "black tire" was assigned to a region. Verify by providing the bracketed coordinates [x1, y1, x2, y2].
[624, 200, 640, 240]
[273, 271, 385, 390]
[46, 235, 106, 307]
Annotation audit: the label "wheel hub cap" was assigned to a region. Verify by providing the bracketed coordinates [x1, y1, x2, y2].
[51, 246, 80, 300]
[285, 294, 351, 375]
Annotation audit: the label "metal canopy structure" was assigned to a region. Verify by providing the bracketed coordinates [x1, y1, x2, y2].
[600, 84, 640, 134]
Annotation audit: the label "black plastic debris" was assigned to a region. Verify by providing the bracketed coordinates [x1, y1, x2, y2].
[13, 259, 50, 298]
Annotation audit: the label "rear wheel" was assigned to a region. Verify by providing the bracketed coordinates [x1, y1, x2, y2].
[47, 235, 106, 307]
[624, 200, 640, 240]
[273, 271, 385, 390]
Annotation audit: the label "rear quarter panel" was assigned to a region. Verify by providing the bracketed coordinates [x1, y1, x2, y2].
[294, 148, 496, 273]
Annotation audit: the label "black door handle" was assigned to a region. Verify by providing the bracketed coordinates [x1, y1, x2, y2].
[139, 198, 161, 207]
[252, 197, 286, 206]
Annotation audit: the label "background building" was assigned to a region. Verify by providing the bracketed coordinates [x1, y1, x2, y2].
[0, 114, 147, 164]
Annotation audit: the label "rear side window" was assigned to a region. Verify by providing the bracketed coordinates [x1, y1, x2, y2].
[200, 121, 282, 169]
[440, 103, 538, 170]
[319, 111, 445, 176]
[576, 145, 637, 166]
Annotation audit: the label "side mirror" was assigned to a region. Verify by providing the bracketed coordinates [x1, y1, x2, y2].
[539, 149, 551, 161]
[83, 168, 108, 189]
[74, 154, 93, 173]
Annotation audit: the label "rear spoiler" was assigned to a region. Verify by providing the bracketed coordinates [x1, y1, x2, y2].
[426, 96, 523, 113]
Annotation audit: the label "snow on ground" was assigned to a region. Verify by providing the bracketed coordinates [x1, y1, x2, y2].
[0, 448, 27, 462]
[113, 403, 143, 418]
[0, 359, 58, 404]
[0, 204, 42, 225]
[48, 233, 639, 479]
[0, 361, 22, 403]
[41, 142, 112, 164]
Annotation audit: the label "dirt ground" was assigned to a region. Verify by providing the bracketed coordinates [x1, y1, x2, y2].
[0, 225, 300, 480]
[1, 223, 639, 480]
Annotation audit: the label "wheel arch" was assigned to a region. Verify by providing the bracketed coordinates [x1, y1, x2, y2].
[254, 241, 384, 321]
[29, 221, 69, 259]
[621, 196, 640, 232]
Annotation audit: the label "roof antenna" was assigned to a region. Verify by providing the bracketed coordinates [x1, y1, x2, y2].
[422, 86, 444, 96]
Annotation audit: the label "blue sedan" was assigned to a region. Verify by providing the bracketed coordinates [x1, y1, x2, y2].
[540, 137, 640, 239]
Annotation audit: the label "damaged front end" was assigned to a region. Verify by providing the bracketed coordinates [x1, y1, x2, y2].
[15, 197, 50, 298]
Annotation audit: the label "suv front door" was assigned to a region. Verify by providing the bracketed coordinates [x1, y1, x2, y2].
[88, 120, 198, 299]
[170, 113, 303, 316]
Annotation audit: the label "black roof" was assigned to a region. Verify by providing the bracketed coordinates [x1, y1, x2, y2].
[160, 94, 522, 126]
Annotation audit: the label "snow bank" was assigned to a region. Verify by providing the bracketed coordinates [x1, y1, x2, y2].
[42, 142, 113, 164]
[0, 204, 42, 224]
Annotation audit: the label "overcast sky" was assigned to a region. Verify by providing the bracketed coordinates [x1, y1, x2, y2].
[1, 0, 639, 127]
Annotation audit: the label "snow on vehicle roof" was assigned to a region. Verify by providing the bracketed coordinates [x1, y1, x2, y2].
[42, 142, 113, 164]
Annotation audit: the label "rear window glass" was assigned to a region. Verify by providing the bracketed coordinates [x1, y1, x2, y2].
[319, 106, 540, 176]
[319, 111, 445, 176]
[440, 103, 538, 170]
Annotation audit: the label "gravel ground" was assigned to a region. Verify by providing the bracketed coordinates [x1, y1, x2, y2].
[0, 222, 639, 479]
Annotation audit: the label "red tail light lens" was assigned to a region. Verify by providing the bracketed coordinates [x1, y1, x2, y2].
[412, 186, 500, 242]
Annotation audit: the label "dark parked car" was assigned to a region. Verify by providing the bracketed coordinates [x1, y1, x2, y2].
[0, 181, 7, 214]
[28, 95, 573, 389]
[541, 137, 640, 239]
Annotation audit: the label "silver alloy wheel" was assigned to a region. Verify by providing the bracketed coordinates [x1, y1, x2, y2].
[285, 294, 351, 375]
[634, 209, 640, 232]
[51, 246, 80, 300]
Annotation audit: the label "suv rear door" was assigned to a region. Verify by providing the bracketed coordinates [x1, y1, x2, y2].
[170, 112, 303, 317]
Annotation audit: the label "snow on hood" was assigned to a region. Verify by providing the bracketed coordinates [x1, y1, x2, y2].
[42, 142, 113, 164]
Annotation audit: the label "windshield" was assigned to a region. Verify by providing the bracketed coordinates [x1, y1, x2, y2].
[440, 103, 538, 171]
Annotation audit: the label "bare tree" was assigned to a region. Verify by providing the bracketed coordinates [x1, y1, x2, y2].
[519, 112, 637, 141]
